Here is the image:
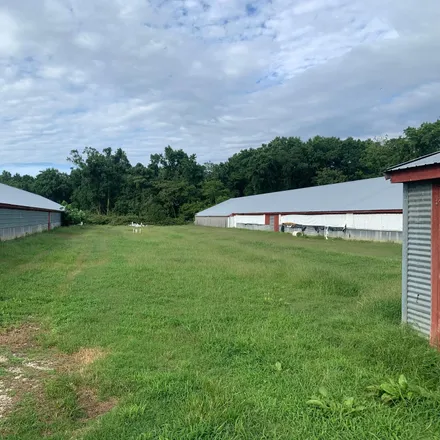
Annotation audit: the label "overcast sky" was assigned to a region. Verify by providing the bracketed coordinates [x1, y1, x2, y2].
[1, 0, 440, 176]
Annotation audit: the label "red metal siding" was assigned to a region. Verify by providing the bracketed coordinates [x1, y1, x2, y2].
[431, 184, 440, 346]
[388, 165, 440, 184]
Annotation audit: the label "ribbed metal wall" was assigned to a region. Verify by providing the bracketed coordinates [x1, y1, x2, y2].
[194, 216, 229, 227]
[404, 183, 432, 336]
[0, 208, 61, 240]
[50, 212, 62, 228]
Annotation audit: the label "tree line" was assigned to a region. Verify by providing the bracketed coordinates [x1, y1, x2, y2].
[1, 119, 440, 224]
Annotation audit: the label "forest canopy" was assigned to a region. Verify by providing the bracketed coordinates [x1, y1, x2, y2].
[2, 119, 440, 224]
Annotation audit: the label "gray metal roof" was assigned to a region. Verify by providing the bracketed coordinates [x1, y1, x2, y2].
[387, 151, 440, 172]
[196, 177, 402, 217]
[0, 183, 63, 211]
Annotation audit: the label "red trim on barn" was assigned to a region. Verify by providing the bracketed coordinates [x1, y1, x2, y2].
[0, 203, 62, 213]
[264, 214, 270, 225]
[48, 212, 51, 231]
[387, 165, 440, 183]
[431, 184, 440, 346]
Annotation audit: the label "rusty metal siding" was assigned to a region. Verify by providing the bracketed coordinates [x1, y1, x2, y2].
[0, 208, 60, 240]
[405, 182, 432, 336]
[194, 216, 229, 228]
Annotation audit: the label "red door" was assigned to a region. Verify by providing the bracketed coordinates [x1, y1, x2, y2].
[48, 212, 51, 231]
[273, 215, 279, 232]
[431, 184, 440, 345]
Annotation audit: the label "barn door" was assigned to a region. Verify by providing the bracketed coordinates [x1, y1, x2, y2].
[269, 215, 279, 232]
[431, 184, 440, 345]
[273, 215, 279, 232]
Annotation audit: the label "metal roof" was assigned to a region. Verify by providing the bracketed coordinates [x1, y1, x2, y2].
[0, 183, 63, 212]
[196, 177, 402, 217]
[387, 151, 440, 172]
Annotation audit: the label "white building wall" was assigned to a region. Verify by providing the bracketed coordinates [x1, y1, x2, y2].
[352, 214, 402, 231]
[280, 213, 402, 231]
[281, 214, 348, 228]
[235, 215, 266, 225]
[228, 215, 265, 228]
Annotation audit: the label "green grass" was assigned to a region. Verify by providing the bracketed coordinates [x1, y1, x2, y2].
[1, 225, 440, 439]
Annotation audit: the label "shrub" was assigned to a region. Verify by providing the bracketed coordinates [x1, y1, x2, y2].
[61, 202, 87, 225]
[85, 213, 188, 226]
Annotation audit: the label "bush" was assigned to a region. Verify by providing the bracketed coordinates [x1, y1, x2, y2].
[86, 214, 139, 226]
[84, 213, 188, 226]
[61, 202, 87, 225]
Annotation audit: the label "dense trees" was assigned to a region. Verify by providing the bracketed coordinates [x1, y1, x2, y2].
[2, 119, 440, 223]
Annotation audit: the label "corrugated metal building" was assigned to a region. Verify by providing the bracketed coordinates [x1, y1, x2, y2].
[195, 177, 403, 242]
[0, 183, 63, 241]
[386, 151, 440, 343]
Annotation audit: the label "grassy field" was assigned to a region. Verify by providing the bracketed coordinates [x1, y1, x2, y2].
[1, 226, 440, 439]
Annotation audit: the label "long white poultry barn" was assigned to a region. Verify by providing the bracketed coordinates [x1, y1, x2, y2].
[195, 177, 403, 242]
[0, 183, 63, 240]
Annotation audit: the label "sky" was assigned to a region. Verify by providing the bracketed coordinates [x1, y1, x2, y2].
[1, 0, 440, 176]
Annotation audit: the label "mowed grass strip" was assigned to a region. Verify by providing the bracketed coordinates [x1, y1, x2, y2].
[1, 225, 440, 439]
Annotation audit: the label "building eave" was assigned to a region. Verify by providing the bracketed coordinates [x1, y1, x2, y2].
[195, 209, 403, 217]
[0, 203, 63, 212]
[386, 164, 440, 183]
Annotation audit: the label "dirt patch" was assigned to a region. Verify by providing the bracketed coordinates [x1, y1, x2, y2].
[77, 387, 117, 420]
[0, 324, 41, 351]
[0, 358, 42, 419]
[0, 381, 14, 419]
[0, 324, 114, 424]
[72, 348, 106, 367]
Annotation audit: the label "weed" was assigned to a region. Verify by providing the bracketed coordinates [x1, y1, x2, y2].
[307, 387, 367, 416]
[367, 374, 440, 404]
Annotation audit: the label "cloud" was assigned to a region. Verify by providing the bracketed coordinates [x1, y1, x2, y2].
[0, 0, 439, 174]
[0, 10, 19, 56]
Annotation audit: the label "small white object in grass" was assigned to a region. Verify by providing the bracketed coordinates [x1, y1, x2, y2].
[24, 361, 54, 371]
[130, 222, 143, 233]
[0, 356, 8, 364]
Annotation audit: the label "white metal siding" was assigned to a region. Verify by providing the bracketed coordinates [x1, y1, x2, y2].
[351, 214, 402, 231]
[405, 183, 432, 336]
[281, 213, 402, 231]
[233, 215, 265, 225]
